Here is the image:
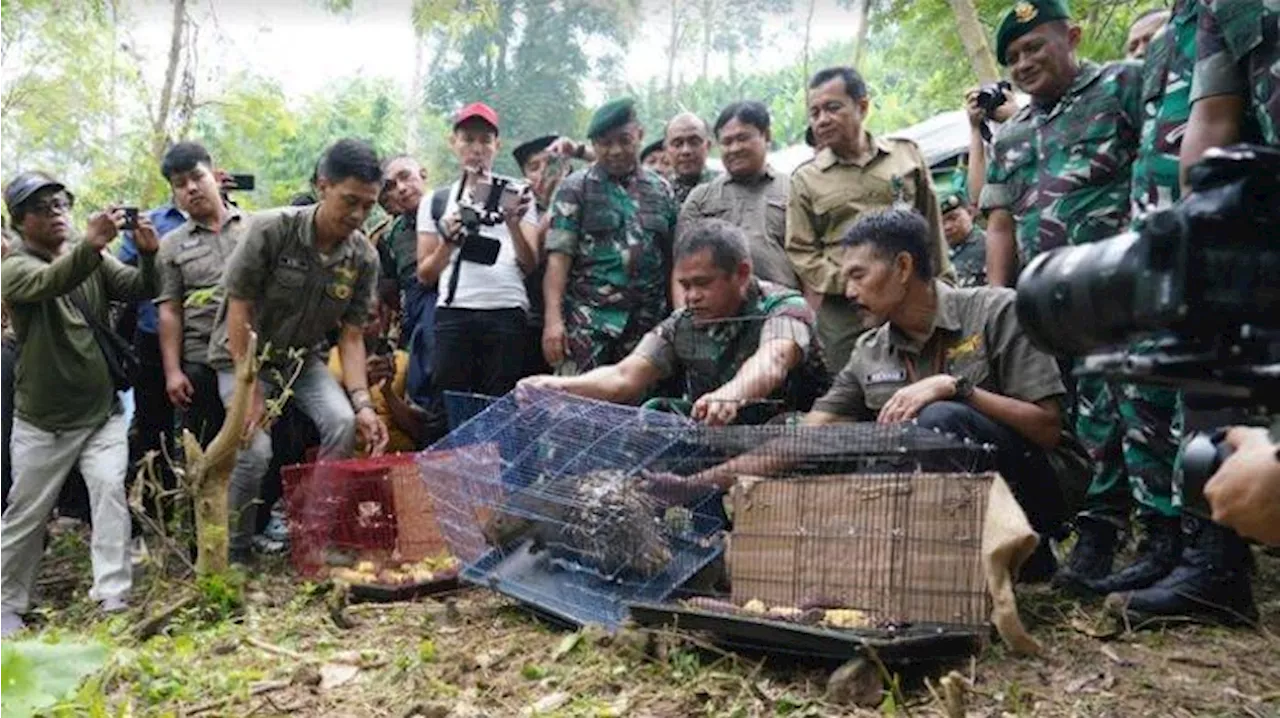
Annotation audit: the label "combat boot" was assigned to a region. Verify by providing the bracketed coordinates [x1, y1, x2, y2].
[1105, 517, 1257, 628]
[1083, 514, 1181, 595]
[1052, 516, 1120, 595]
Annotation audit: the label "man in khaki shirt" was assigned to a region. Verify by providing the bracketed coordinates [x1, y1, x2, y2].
[788, 66, 952, 373]
[679, 101, 797, 288]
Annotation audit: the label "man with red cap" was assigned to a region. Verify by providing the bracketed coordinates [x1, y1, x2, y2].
[416, 102, 538, 400]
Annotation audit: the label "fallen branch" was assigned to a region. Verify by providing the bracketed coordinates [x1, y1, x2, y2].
[939, 671, 966, 718]
[131, 592, 199, 641]
[244, 636, 307, 661]
[183, 678, 290, 716]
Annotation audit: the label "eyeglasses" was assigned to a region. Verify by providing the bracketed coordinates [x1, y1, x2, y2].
[27, 197, 73, 217]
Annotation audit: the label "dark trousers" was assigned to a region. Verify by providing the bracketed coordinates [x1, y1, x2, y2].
[916, 401, 1067, 537]
[404, 284, 439, 409]
[128, 332, 174, 532]
[179, 361, 226, 447]
[433, 307, 527, 398]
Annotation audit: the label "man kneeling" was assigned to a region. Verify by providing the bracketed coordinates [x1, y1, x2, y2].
[520, 219, 827, 425]
[688, 208, 1069, 576]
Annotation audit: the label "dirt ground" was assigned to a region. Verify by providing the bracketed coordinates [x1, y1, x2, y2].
[19, 526, 1280, 718]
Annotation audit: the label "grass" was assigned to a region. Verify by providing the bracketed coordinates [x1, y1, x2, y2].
[15, 524, 1280, 717]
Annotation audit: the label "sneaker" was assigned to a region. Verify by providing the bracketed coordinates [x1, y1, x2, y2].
[252, 534, 287, 555]
[263, 513, 289, 543]
[99, 597, 129, 614]
[1, 611, 26, 637]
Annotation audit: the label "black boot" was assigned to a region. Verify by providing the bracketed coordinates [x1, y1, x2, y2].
[1105, 517, 1257, 628]
[1052, 516, 1120, 595]
[1083, 514, 1181, 595]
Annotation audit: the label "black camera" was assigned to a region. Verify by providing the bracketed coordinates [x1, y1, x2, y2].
[974, 80, 1012, 141]
[1016, 144, 1280, 491]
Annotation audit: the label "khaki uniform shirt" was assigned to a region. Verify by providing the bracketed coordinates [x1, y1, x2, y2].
[154, 207, 247, 364]
[208, 205, 379, 370]
[812, 281, 1064, 419]
[679, 166, 799, 288]
[786, 135, 953, 296]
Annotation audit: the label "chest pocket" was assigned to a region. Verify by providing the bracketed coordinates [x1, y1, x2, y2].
[581, 206, 623, 238]
[176, 244, 222, 288]
[765, 198, 787, 244]
[812, 176, 894, 236]
[944, 336, 993, 389]
[268, 259, 309, 306]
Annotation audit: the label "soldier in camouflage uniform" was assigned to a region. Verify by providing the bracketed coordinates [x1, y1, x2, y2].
[522, 219, 826, 426]
[939, 190, 987, 287]
[982, 0, 1144, 590]
[1106, 0, 1278, 628]
[543, 98, 679, 375]
[1067, 0, 1198, 599]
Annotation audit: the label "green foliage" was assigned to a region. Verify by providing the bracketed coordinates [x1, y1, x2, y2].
[0, 640, 108, 718]
[195, 571, 245, 620]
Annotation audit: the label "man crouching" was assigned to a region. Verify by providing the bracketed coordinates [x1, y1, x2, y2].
[519, 219, 827, 425]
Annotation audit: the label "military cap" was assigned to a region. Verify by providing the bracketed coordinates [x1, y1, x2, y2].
[513, 134, 559, 170]
[4, 171, 72, 217]
[640, 139, 666, 162]
[995, 0, 1071, 66]
[586, 97, 637, 140]
[939, 189, 970, 213]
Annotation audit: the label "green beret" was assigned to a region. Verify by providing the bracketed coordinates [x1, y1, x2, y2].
[995, 0, 1071, 66]
[640, 139, 665, 162]
[587, 97, 637, 140]
[939, 190, 970, 213]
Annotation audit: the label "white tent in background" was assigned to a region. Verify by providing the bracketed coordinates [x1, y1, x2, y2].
[765, 109, 974, 176]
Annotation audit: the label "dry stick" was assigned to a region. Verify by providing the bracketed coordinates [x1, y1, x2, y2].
[244, 635, 307, 661]
[857, 642, 910, 716]
[182, 678, 291, 716]
[130, 592, 200, 641]
[939, 671, 967, 718]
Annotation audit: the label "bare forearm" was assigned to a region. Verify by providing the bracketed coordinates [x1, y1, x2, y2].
[226, 299, 254, 364]
[968, 389, 1060, 448]
[985, 212, 1017, 288]
[967, 129, 987, 203]
[1180, 97, 1243, 195]
[157, 303, 185, 377]
[416, 233, 452, 286]
[543, 254, 570, 324]
[338, 331, 369, 392]
[716, 343, 797, 403]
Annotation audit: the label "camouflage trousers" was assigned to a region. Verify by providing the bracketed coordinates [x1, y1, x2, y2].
[1075, 374, 1182, 528]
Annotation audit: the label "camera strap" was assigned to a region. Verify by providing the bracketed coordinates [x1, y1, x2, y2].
[443, 180, 469, 307]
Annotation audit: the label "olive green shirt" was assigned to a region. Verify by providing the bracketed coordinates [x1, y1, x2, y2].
[786, 134, 953, 296]
[812, 281, 1064, 419]
[207, 205, 379, 369]
[154, 207, 247, 363]
[1, 239, 157, 431]
[678, 166, 799, 288]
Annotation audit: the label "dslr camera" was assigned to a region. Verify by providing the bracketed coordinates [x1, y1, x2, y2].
[1016, 144, 1280, 487]
[973, 80, 1012, 141]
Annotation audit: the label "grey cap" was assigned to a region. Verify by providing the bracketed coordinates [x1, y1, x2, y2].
[4, 171, 70, 216]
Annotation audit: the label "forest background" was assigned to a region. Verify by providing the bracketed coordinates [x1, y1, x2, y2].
[2, 0, 1164, 217]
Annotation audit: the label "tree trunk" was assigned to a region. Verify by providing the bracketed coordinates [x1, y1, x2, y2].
[665, 0, 680, 106]
[409, 34, 423, 153]
[801, 0, 816, 89]
[700, 0, 712, 80]
[188, 332, 258, 576]
[949, 0, 999, 83]
[149, 0, 188, 166]
[848, 0, 870, 67]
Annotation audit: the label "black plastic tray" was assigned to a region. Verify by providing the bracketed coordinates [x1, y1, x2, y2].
[347, 575, 460, 603]
[626, 601, 986, 663]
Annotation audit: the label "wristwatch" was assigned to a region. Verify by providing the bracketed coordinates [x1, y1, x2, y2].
[952, 375, 974, 402]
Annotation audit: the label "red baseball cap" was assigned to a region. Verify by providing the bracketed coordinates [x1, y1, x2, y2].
[453, 102, 499, 133]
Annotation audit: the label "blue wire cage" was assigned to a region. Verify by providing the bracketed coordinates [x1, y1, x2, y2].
[419, 388, 725, 630]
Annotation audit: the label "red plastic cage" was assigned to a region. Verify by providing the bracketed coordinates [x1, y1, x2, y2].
[280, 453, 449, 579]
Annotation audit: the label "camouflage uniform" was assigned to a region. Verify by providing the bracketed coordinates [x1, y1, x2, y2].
[980, 60, 1143, 261]
[634, 279, 829, 422]
[980, 59, 1144, 531]
[1192, 0, 1279, 146]
[672, 167, 721, 208]
[1075, 0, 1200, 526]
[949, 226, 988, 288]
[546, 164, 678, 374]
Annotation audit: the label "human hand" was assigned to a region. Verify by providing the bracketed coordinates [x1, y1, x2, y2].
[692, 392, 742, 426]
[85, 207, 125, 250]
[1204, 427, 1280, 545]
[877, 375, 957, 424]
[165, 370, 195, 408]
[133, 214, 161, 254]
[356, 406, 390, 456]
[541, 320, 567, 367]
[367, 354, 394, 386]
[640, 469, 717, 506]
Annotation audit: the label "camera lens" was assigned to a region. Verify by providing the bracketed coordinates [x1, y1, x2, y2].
[1015, 231, 1146, 357]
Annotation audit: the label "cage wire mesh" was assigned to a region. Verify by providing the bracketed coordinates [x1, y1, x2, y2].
[639, 422, 998, 644]
[281, 453, 453, 581]
[419, 388, 726, 630]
